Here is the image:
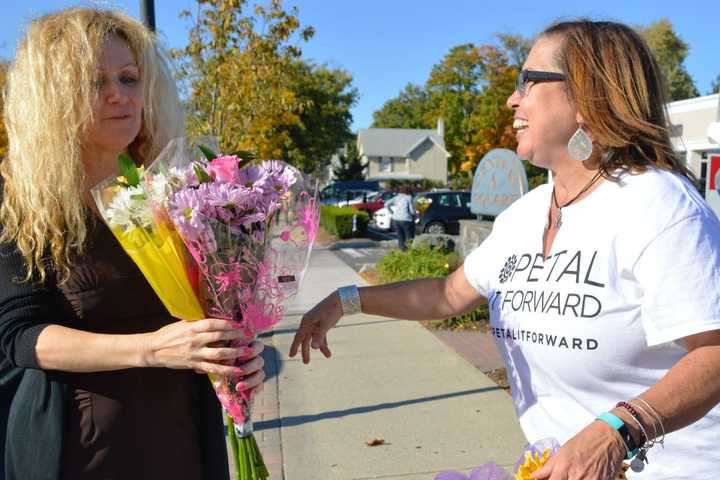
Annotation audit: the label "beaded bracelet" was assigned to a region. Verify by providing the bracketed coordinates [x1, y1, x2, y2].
[616, 402, 648, 445]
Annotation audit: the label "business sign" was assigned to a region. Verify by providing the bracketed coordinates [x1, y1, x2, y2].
[705, 155, 720, 220]
[470, 149, 528, 216]
[709, 155, 720, 191]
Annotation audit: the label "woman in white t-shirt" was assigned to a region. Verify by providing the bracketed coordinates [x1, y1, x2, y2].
[290, 19, 720, 480]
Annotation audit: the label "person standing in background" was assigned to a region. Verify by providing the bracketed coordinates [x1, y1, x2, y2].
[384, 186, 416, 250]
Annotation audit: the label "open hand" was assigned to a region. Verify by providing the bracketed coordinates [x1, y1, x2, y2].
[289, 292, 342, 363]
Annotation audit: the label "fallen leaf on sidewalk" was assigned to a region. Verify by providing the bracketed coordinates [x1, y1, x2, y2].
[365, 438, 387, 447]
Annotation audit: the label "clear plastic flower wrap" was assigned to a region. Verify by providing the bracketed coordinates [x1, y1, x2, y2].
[93, 138, 319, 480]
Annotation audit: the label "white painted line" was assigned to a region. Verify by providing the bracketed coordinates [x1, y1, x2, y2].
[344, 248, 364, 258]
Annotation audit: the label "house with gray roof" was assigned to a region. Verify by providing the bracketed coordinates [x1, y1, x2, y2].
[357, 119, 449, 183]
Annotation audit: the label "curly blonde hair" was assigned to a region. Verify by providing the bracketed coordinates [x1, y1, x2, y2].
[1, 7, 184, 282]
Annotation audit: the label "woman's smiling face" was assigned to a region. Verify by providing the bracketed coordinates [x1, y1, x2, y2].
[506, 35, 582, 169]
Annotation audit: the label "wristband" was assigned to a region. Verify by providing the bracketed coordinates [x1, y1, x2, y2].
[337, 285, 361, 316]
[596, 412, 640, 459]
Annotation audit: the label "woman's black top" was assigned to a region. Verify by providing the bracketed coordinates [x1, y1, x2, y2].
[0, 220, 229, 480]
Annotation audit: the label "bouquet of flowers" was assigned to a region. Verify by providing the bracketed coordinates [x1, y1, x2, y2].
[92, 138, 319, 480]
[435, 438, 629, 480]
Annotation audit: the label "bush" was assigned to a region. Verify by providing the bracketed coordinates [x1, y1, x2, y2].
[378, 247, 458, 282]
[412, 233, 456, 254]
[320, 205, 369, 238]
[377, 247, 488, 328]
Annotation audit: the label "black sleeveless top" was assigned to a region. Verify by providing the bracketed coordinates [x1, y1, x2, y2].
[0, 220, 228, 480]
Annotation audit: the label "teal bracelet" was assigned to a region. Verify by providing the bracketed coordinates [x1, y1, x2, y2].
[596, 412, 640, 459]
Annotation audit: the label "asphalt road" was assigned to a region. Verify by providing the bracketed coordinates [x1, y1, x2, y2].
[329, 225, 399, 272]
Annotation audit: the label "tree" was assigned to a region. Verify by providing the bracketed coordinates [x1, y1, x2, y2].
[494, 33, 531, 68]
[281, 61, 358, 175]
[0, 62, 8, 159]
[370, 34, 531, 179]
[710, 74, 720, 95]
[332, 140, 366, 181]
[638, 19, 699, 101]
[372, 83, 433, 129]
[172, 0, 315, 158]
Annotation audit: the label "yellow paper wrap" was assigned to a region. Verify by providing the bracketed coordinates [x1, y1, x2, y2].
[109, 223, 205, 321]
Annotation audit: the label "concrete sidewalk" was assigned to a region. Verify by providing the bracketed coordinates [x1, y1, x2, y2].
[251, 246, 526, 480]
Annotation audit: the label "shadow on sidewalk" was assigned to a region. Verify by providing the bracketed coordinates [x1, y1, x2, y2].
[258, 343, 282, 382]
[254, 386, 501, 431]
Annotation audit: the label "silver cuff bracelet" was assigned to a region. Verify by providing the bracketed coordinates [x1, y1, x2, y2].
[337, 285, 361, 316]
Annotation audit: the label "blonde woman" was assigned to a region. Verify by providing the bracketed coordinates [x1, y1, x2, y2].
[0, 8, 264, 480]
[292, 20, 720, 479]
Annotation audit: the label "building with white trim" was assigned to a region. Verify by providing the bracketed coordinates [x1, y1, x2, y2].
[357, 119, 450, 183]
[667, 93, 720, 186]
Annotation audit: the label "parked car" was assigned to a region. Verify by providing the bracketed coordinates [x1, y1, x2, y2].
[415, 191, 474, 235]
[341, 191, 395, 214]
[372, 204, 393, 230]
[320, 180, 381, 205]
[335, 190, 378, 207]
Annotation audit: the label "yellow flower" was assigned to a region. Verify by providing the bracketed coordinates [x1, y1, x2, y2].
[515, 449, 552, 480]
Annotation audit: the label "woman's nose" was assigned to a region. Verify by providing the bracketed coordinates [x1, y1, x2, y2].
[506, 89, 521, 110]
[104, 79, 125, 104]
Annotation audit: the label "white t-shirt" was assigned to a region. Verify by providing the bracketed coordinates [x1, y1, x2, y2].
[464, 168, 720, 479]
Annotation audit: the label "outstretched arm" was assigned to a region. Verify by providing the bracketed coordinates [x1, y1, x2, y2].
[289, 264, 485, 363]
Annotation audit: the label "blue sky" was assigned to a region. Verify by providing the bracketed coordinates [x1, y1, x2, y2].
[2, 1, 718, 130]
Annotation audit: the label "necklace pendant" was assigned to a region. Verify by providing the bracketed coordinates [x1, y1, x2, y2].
[554, 210, 563, 229]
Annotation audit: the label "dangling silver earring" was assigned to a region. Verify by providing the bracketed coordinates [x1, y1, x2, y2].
[567, 126, 593, 161]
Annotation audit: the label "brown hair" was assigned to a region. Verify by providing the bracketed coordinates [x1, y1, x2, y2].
[541, 19, 694, 182]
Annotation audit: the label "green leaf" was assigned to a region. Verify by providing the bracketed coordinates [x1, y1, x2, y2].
[118, 153, 140, 187]
[233, 150, 257, 169]
[193, 163, 213, 183]
[198, 144, 218, 162]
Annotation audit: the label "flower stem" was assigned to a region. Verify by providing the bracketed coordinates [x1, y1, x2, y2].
[226, 414, 242, 480]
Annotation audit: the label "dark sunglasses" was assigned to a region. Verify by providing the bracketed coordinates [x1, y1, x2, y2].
[516, 69, 566, 96]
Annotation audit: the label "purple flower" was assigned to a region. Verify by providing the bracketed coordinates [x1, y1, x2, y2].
[168, 188, 206, 243]
[237, 165, 268, 193]
[261, 160, 297, 196]
[435, 462, 512, 480]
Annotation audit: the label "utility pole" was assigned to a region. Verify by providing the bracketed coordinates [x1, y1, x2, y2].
[140, 0, 156, 32]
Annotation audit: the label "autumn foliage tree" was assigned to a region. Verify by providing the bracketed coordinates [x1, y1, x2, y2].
[172, 0, 357, 174]
[173, 0, 313, 158]
[372, 34, 530, 178]
[638, 19, 699, 101]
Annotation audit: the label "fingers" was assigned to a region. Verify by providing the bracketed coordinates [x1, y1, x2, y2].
[236, 355, 264, 376]
[290, 316, 331, 364]
[301, 332, 311, 364]
[319, 337, 332, 359]
[289, 322, 309, 358]
[191, 318, 238, 333]
[234, 369, 266, 392]
[531, 461, 553, 479]
[243, 340, 264, 358]
[195, 361, 245, 378]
